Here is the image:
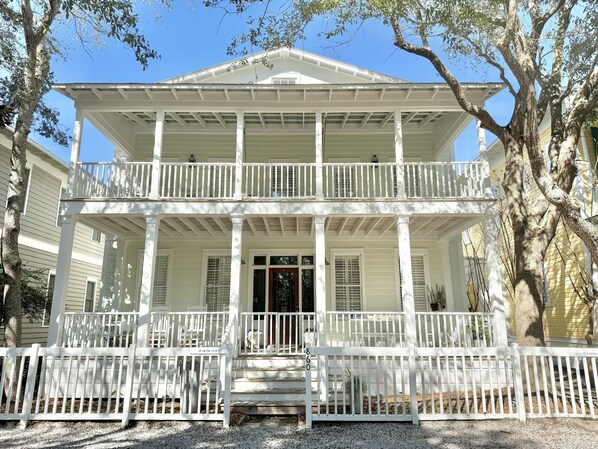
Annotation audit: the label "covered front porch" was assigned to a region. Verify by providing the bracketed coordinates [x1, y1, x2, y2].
[48, 211, 508, 355]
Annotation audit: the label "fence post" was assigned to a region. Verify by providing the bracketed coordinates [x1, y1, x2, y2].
[222, 344, 232, 428]
[19, 344, 40, 429]
[510, 343, 526, 422]
[408, 344, 419, 425]
[121, 344, 137, 428]
[305, 344, 313, 429]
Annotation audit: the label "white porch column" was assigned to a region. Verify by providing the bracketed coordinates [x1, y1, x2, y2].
[314, 215, 327, 346]
[439, 240, 455, 312]
[47, 216, 77, 347]
[315, 111, 324, 200]
[476, 119, 493, 197]
[65, 110, 84, 199]
[234, 112, 244, 200]
[137, 216, 161, 347]
[397, 215, 417, 346]
[112, 238, 126, 310]
[228, 215, 244, 348]
[394, 110, 406, 198]
[484, 210, 509, 346]
[149, 109, 164, 199]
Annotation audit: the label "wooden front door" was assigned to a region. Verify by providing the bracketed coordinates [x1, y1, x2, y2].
[268, 267, 299, 345]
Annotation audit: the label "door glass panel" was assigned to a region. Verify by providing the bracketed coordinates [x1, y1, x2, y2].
[270, 256, 298, 266]
[301, 256, 314, 265]
[302, 269, 314, 313]
[271, 271, 297, 313]
[253, 269, 266, 313]
[253, 256, 267, 266]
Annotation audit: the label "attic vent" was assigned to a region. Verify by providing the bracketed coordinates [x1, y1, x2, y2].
[272, 77, 296, 85]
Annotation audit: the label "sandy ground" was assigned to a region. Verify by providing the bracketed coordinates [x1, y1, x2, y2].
[1, 416, 598, 448]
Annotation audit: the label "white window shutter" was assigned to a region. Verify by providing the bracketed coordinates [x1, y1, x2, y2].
[398, 254, 427, 311]
[206, 256, 231, 311]
[152, 255, 169, 308]
[334, 255, 362, 311]
[271, 165, 297, 197]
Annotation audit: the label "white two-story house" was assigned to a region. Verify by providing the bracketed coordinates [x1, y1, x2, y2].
[48, 48, 508, 364]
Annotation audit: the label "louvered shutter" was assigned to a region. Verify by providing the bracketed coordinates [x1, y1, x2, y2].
[398, 254, 428, 311]
[334, 166, 356, 198]
[152, 254, 170, 308]
[271, 165, 297, 197]
[205, 256, 231, 311]
[334, 255, 362, 311]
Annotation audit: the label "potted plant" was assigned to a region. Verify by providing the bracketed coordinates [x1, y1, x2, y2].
[427, 284, 447, 311]
[344, 368, 367, 413]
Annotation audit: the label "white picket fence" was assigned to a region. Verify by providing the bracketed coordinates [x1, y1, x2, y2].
[305, 344, 598, 427]
[0, 344, 232, 428]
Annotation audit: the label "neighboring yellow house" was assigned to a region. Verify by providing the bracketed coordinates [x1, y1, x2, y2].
[464, 121, 598, 346]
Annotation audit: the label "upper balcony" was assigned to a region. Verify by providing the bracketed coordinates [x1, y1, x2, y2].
[72, 160, 487, 201]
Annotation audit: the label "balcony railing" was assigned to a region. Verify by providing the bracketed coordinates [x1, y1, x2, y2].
[72, 161, 486, 200]
[243, 163, 316, 198]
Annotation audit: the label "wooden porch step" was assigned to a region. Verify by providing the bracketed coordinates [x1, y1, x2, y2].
[231, 401, 313, 416]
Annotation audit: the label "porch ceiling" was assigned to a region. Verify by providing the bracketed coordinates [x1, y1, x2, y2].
[112, 110, 448, 132]
[80, 214, 481, 241]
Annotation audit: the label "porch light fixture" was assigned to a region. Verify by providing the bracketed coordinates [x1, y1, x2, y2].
[325, 259, 331, 266]
[188, 154, 196, 163]
[371, 154, 379, 165]
[241, 259, 247, 265]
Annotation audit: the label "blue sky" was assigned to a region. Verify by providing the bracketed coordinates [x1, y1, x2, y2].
[35, 2, 513, 163]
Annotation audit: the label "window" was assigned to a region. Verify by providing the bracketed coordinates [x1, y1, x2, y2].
[84, 280, 96, 312]
[204, 255, 231, 312]
[272, 77, 296, 85]
[91, 228, 102, 242]
[152, 254, 170, 309]
[542, 261, 552, 307]
[333, 254, 363, 311]
[591, 127, 598, 161]
[397, 252, 429, 312]
[42, 273, 56, 326]
[271, 165, 298, 197]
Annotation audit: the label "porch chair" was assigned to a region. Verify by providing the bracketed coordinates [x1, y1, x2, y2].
[149, 305, 171, 347]
[179, 304, 208, 347]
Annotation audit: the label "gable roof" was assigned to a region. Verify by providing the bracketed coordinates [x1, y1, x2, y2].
[162, 47, 407, 84]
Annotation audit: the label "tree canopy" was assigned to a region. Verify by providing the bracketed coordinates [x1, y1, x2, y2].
[205, 0, 598, 345]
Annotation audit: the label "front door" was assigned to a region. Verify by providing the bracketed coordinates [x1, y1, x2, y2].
[268, 267, 299, 346]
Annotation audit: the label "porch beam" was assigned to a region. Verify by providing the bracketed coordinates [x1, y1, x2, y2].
[179, 217, 206, 237]
[314, 215, 327, 346]
[246, 218, 257, 236]
[484, 210, 509, 346]
[394, 109, 406, 199]
[351, 217, 365, 236]
[228, 215, 244, 348]
[279, 217, 285, 237]
[197, 217, 216, 236]
[263, 217, 271, 236]
[365, 217, 382, 237]
[149, 109, 164, 199]
[47, 216, 77, 346]
[396, 215, 416, 346]
[235, 112, 245, 200]
[337, 217, 348, 236]
[315, 111, 324, 200]
[213, 217, 231, 236]
[137, 216, 161, 347]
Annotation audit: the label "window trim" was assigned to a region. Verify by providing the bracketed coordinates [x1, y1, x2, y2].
[84, 277, 98, 313]
[6, 164, 32, 215]
[331, 249, 366, 312]
[135, 249, 173, 310]
[42, 270, 56, 327]
[91, 228, 102, 243]
[393, 248, 431, 312]
[201, 249, 233, 312]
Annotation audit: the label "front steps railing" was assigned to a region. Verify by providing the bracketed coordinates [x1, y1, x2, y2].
[72, 161, 486, 200]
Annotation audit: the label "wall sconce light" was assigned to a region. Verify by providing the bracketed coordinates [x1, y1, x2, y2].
[241, 259, 247, 265]
[188, 154, 196, 163]
[325, 259, 331, 266]
[371, 154, 379, 165]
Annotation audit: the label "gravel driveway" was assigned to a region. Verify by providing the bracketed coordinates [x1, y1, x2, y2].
[1, 416, 597, 448]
